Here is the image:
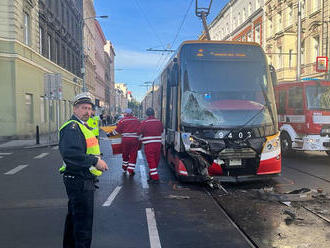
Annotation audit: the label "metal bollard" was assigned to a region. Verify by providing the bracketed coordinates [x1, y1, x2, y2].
[36, 125, 40, 145]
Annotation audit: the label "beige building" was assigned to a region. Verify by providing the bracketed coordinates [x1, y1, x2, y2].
[265, 0, 328, 82]
[114, 83, 128, 113]
[0, 0, 82, 139]
[104, 41, 115, 115]
[206, 0, 329, 83]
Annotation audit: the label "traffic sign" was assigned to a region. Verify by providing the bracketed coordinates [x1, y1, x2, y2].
[316, 56, 328, 72]
[44, 73, 62, 100]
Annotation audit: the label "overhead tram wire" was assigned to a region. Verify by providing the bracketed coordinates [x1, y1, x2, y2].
[170, 0, 194, 48]
[133, 0, 166, 50]
[150, 0, 194, 81]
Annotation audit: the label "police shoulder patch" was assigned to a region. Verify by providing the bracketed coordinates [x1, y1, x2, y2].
[70, 122, 78, 129]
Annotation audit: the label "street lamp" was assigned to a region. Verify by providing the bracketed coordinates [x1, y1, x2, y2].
[81, 15, 108, 92]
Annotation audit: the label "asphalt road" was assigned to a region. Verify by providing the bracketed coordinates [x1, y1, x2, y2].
[0, 137, 329, 248]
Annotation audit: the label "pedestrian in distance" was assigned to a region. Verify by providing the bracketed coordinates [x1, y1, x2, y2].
[107, 108, 140, 175]
[139, 107, 164, 184]
[58, 92, 108, 248]
[87, 105, 100, 139]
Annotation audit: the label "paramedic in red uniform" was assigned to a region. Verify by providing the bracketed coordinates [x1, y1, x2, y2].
[107, 108, 140, 175]
[139, 107, 164, 183]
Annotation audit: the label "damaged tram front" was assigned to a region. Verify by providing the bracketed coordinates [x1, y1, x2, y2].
[159, 41, 281, 182]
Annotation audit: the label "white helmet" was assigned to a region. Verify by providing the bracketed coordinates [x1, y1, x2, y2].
[73, 92, 94, 106]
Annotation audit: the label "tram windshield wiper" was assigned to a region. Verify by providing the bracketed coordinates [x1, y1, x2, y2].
[257, 81, 275, 128]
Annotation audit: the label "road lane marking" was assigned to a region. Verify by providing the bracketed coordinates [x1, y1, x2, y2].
[140, 164, 149, 189]
[0, 153, 12, 155]
[146, 208, 162, 248]
[34, 152, 49, 159]
[137, 151, 149, 189]
[138, 151, 143, 160]
[4, 165, 29, 175]
[102, 186, 122, 207]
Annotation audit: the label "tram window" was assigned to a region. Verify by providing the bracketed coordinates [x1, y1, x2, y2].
[278, 90, 286, 114]
[288, 87, 303, 109]
[170, 63, 178, 87]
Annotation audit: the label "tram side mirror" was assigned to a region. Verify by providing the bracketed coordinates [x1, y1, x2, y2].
[170, 61, 179, 87]
[269, 65, 277, 88]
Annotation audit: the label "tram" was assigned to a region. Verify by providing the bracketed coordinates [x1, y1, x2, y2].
[155, 40, 281, 182]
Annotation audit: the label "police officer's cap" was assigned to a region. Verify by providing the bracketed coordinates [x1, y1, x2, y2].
[73, 92, 94, 106]
[146, 107, 155, 116]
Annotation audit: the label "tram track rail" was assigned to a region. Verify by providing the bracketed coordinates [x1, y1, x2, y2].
[285, 165, 330, 183]
[204, 186, 259, 248]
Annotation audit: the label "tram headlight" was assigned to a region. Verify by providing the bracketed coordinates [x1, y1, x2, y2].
[181, 133, 192, 150]
[261, 132, 281, 159]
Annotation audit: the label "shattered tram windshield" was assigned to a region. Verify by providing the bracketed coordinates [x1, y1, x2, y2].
[180, 44, 276, 128]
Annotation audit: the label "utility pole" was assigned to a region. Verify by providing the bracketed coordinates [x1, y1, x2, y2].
[195, 0, 213, 40]
[296, 1, 302, 81]
[151, 81, 155, 109]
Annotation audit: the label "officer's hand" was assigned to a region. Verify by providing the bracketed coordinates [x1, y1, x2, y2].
[96, 158, 108, 171]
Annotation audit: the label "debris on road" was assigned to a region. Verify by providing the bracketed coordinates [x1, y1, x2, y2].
[284, 209, 296, 225]
[167, 195, 190, 200]
[281, 201, 292, 207]
[257, 187, 314, 202]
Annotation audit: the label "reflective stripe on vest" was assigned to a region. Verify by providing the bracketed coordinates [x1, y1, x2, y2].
[59, 120, 101, 176]
[141, 136, 162, 144]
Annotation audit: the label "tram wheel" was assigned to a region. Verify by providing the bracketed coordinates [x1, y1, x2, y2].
[280, 132, 292, 156]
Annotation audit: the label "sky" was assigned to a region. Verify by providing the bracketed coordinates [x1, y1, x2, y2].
[95, 0, 230, 101]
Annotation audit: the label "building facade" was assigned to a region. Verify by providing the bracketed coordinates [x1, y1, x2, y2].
[265, 0, 328, 82]
[114, 83, 128, 113]
[83, 0, 96, 94]
[104, 40, 115, 115]
[207, 0, 330, 83]
[0, 0, 83, 139]
[208, 0, 265, 45]
[94, 20, 106, 110]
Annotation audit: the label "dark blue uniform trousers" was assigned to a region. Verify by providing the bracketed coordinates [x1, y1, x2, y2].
[63, 176, 95, 248]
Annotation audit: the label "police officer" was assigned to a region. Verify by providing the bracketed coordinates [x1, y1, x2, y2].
[139, 107, 164, 183]
[59, 92, 108, 248]
[87, 106, 100, 139]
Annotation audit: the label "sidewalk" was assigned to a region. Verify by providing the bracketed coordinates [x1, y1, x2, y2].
[0, 132, 58, 150]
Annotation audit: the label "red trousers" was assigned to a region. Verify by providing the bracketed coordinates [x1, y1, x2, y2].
[144, 143, 161, 180]
[122, 137, 139, 173]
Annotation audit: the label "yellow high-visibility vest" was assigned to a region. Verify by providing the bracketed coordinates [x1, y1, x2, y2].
[87, 116, 100, 137]
[59, 120, 102, 176]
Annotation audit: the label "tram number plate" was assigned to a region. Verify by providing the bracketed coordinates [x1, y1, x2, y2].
[217, 130, 253, 139]
[229, 159, 242, 166]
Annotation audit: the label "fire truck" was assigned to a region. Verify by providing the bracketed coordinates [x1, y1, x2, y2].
[274, 80, 330, 156]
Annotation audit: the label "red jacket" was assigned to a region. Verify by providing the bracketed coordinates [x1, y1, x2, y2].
[139, 116, 164, 144]
[114, 115, 140, 138]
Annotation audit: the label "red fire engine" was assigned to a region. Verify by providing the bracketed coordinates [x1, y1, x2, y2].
[274, 80, 330, 156]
